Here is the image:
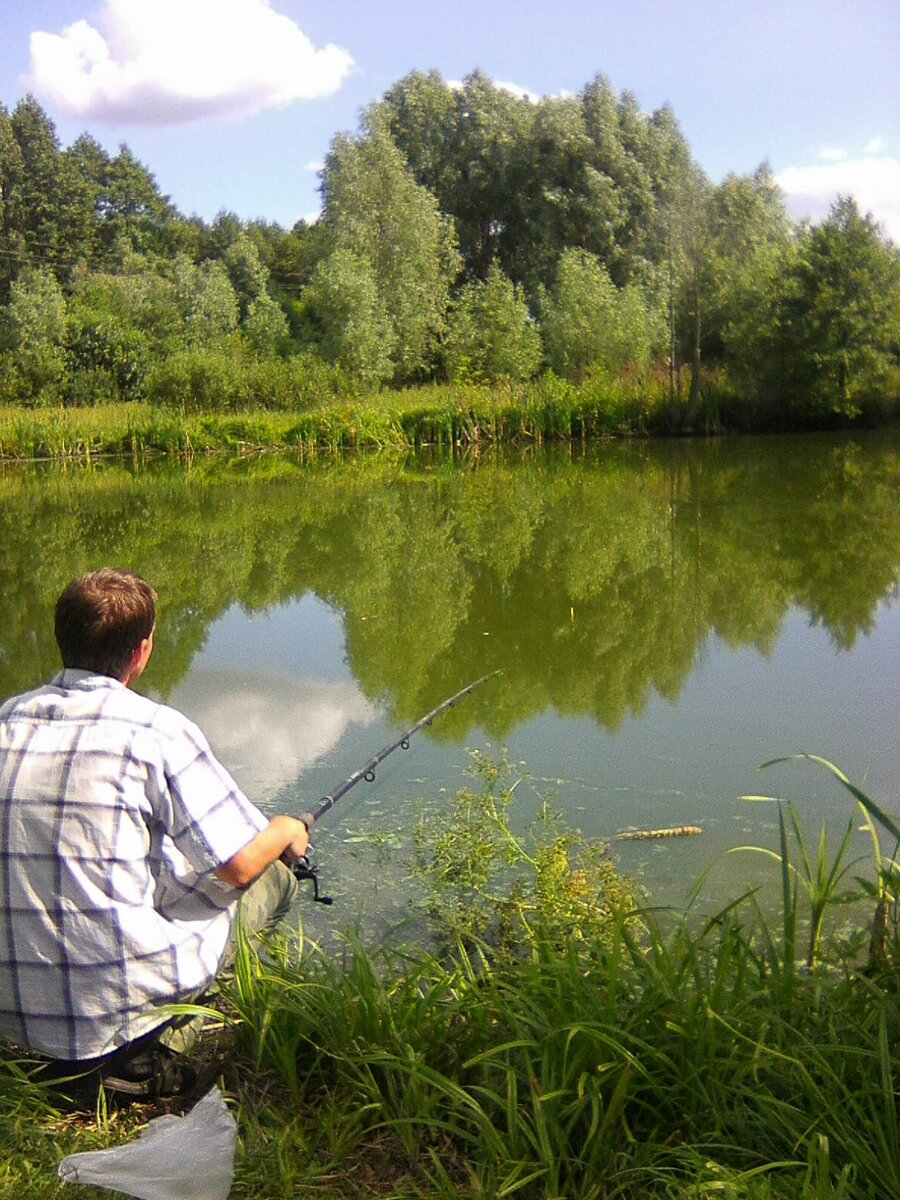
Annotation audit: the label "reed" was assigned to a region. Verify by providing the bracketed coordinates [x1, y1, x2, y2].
[0, 372, 675, 461]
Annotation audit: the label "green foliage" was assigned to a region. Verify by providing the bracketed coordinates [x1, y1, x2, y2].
[172, 254, 240, 345]
[302, 248, 395, 385]
[413, 750, 640, 953]
[765, 198, 900, 422]
[0, 265, 68, 405]
[321, 115, 462, 381]
[241, 290, 290, 357]
[379, 69, 693, 292]
[208, 756, 900, 1198]
[0, 94, 897, 432]
[0, 93, 897, 430]
[443, 263, 542, 382]
[143, 345, 353, 412]
[540, 248, 661, 380]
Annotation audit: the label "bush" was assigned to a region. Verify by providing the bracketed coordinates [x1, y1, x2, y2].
[144, 345, 358, 412]
[64, 318, 148, 405]
[412, 750, 640, 955]
[443, 264, 542, 383]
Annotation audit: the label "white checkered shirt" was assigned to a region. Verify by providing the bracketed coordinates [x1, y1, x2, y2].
[0, 669, 268, 1060]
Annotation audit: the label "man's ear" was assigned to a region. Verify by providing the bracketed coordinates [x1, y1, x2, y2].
[122, 634, 154, 687]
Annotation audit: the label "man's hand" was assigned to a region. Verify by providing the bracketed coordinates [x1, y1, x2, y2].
[281, 821, 311, 865]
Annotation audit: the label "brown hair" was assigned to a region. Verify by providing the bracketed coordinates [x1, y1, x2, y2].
[54, 569, 157, 679]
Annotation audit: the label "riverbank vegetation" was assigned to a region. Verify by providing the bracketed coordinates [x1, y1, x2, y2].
[2, 753, 900, 1198]
[1, 75, 898, 451]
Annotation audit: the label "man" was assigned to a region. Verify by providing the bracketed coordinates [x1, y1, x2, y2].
[0, 568, 310, 1097]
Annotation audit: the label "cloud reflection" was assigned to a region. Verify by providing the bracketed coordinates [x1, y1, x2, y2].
[168, 669, 379, 802]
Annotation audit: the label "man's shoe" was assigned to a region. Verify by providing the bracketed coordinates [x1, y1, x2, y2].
[100, 1045, 197, 1100]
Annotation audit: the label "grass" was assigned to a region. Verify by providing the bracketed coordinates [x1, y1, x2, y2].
[1, 754, 898, 1198]
[0, 374, 674, 462]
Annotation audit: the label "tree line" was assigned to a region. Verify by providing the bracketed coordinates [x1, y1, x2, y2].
[1, 73, 898, 431]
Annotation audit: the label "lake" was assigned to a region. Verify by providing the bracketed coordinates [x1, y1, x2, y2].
[1, 430, 898, 935]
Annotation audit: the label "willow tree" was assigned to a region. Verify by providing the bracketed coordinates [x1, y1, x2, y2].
[319, 116, 461, 382]
[443, 262, 542, 382]
[539, 248, 660, 381]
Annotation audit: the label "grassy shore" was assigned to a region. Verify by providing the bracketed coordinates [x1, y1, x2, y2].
[1, 754, 898, 1199]
[0, 375, 677, 461]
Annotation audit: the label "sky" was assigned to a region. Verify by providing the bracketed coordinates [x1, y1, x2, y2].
[0, 0, 897, 239]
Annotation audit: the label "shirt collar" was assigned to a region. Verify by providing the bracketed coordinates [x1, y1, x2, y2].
[53, 668, 127, 692]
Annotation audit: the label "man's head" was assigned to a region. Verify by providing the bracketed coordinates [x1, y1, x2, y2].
[55, 569, 157, 682]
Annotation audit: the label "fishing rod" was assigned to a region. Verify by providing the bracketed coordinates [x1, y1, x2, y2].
[289, 670, 500, 904]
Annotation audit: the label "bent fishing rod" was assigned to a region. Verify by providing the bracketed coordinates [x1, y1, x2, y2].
[289, 670, 500, 904]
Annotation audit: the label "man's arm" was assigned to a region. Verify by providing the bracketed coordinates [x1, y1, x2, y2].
[215, 814, 310, 889]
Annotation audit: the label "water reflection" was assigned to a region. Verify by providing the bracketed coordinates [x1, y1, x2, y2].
[1, 435, 898, 734]
[169, 669, 379, 803]
[0, 432, 898, 910]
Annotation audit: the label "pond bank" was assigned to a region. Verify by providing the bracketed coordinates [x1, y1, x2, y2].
[2, 372, 891, 461]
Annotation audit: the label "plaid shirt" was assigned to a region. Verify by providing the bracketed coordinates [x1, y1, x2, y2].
[0, 669, 268, 1060]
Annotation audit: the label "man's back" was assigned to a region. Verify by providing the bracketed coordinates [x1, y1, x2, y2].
[0, 668, 265, 1060]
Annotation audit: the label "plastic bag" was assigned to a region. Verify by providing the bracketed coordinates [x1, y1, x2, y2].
[58, 1086, 237, 1200]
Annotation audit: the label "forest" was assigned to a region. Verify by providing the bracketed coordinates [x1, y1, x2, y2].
[1, 69, 899, 434]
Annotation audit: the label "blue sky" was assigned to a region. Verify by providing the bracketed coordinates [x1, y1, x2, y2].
[1, 0, 897, 238]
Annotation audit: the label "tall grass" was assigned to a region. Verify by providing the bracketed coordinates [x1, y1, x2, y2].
[2, 754, 895, 1198]
[0, 373, 673, 461]
[214, 755, 900, 1199]
[221, 903, 900, 1198]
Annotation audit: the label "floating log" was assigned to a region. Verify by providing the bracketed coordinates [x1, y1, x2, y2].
[613, 824, 703, 841]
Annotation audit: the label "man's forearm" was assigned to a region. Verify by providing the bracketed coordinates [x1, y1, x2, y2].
[215, 814, 310, 889]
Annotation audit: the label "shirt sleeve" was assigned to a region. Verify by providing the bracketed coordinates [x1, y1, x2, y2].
[142, 710, 269, 874]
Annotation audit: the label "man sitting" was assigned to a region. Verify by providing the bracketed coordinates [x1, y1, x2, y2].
[0, 568, 310, 1098]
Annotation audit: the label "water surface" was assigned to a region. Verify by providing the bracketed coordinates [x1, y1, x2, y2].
[2, 432, 898, 929]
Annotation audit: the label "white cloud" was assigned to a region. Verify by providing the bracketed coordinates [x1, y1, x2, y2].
[27, 0, 355, 125]
[818, 146, 847, 162]
[776, 155, 900, 242]
[866, 136, 888, 155]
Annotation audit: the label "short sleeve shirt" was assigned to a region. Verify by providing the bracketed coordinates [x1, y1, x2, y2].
[0, 669, 268, 1060]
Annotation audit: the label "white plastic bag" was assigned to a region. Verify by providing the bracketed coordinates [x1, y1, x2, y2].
[58, 1086, 237, 1200]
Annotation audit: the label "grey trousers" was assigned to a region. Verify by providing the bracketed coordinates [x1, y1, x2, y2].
[219, 857, 299, 972]
[162, 859, 299, 1052]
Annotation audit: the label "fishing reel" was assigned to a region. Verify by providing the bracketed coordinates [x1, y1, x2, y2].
[288, 846, 333, 905]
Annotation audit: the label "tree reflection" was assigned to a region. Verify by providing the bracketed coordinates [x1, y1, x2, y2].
[0, 433, 897, 736]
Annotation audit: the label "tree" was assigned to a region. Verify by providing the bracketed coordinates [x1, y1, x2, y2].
[378, 70, 535, 284]
[173, 255, 240, 345]
[98, 144, 177, 265]
[443, 263, 542, 382]
[302, 248, 395, 385]
[320, 115, 461, 381]
[702, 165, 795, 413]
[769, 197, 900, 421]
[665, 164, 714, 425]
[64, 265, 181, 403]
[0, 104, 26, 302]
[539, 248, 660, 380]
[0, 265, 68, 404]
[242, 291, 290, 357]
[9, 96, 94, 281]
[222, 233, 270, 322]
